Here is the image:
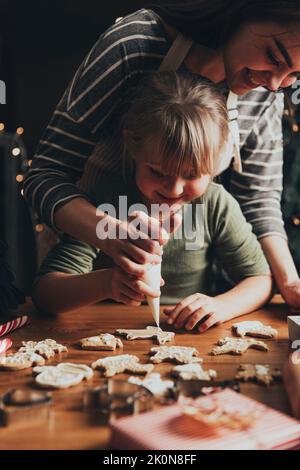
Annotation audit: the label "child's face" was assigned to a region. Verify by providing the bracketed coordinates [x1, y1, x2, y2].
[134, 156, 210, 209]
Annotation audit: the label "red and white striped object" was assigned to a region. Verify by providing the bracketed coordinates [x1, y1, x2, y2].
[0, 338, 12, 354]
[0, 315, 30, 337]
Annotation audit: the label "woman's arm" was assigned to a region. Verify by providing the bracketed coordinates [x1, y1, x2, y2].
[260, 236, 300, 308]
[232, 91, 300, 306]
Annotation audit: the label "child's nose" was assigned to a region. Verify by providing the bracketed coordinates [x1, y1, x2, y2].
[165, 177, 184, 196]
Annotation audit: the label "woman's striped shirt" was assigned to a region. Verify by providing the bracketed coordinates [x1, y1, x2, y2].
[23, 8, 286, 240]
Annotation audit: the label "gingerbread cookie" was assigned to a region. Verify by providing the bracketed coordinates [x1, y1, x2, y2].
[0, 351, 45, 371]
[232, 321, 278, 339]
[79, 334, 123, 351]
[91, 354, 154, 378]
[34, 362, 93, 389]
[20, 339, 68, 358]
[128, 373, 175, 397]
[150, 346, 202, 364]
[116, 326, 175, 345]
[235, 364, 281, 386]
[211, 337, 269, 356]
[172, 363, 217, 381]
[33, 363, 94, 380]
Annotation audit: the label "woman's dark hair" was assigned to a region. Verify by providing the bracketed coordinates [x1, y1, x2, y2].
[150, 0, 300, 48]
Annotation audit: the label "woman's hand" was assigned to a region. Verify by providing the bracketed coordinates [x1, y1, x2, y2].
[99, 210, 182, 277]
[281, 279, 300, 311]
[108, 266, 165, 306]
[163, 293, 227, 333]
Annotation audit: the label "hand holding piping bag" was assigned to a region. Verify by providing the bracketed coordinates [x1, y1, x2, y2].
[145, 206, 183, 328]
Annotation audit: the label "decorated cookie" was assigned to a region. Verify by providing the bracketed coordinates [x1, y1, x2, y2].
[34, 362, 93, 389]
[33, 362, 94, 380]
[235, 364, 281, 386]
[116, 326, 175, 345]
[232, 321, 278, 339]
[91, 354, 154, 378]
[172, 363, 217, 381]
[0, 351, 45, 371]
[128, 373, 175, 397]
[79, 334, 123, 351]
[150, 346, 202, 364]
[20, 339, 68, 358]
[211, 337, 269, 356]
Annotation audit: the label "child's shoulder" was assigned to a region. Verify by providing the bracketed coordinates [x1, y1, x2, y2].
[202, 182, 236, 206]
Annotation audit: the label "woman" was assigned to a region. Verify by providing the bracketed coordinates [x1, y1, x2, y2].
[24, 0, 300, 308]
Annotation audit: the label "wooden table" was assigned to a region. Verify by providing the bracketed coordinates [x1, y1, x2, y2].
[0, 297, 293, 450]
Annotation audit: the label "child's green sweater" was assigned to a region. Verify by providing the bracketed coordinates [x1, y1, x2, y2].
[36, 181, 270, 304]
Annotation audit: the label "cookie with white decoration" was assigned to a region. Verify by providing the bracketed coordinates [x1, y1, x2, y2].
[172, 363, 217, 381]
[235, 364, 281, 386]
[34, 362, 93, 389]
[211, 337, 269, 356]
[232, 321, 278, 339]
[33, 362, 94, 380]
[150, 346, 202, 364]
[91, 354, 154, 378]
[116, 326, 175, 345]
[0, 351, 45, 370]
[79, 334, 123, 351]
[128, 373, 175, 396]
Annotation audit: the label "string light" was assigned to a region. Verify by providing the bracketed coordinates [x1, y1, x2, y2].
[0, 123, 4, 131]
[292, 217, 300, 226]
[16, 127, 24, 135]
[27, 160, 32, 167]
[12, 147, 21, 157]
[20, 189, 24, 196]
[35, 224, 44, 233]
[16, 174, 24, 183]
[292, 123, 299, 133]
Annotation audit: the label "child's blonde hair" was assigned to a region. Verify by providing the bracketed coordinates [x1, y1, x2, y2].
[122, 71, 229, 178]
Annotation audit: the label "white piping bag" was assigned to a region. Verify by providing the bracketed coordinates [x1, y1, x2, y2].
[144, 263, 161, 328]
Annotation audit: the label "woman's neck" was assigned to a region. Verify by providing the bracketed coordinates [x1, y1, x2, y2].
[160, 18, 226, 83]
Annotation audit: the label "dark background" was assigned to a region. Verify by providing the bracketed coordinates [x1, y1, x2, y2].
[0, 0, 145, 293]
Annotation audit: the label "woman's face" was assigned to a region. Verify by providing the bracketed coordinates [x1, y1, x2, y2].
[223, 20, 300, 95]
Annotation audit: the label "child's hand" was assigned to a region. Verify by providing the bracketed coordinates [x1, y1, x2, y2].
[109, 267, 165, 306]
[163, 293, 226, 333]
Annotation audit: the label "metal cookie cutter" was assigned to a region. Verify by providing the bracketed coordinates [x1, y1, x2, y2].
[83, 380, 154, 420]
[0, 389, 53, 426]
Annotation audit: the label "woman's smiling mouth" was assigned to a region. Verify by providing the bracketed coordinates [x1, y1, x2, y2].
[244, 68, 262, 88]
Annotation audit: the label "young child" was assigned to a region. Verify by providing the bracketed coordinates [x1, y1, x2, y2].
[32, 71, 272, 333]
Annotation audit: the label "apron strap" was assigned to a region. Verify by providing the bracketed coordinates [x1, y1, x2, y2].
[159, 33, 193, 71]
[159, 32, 242, 173]
[227, 92, 242, 173]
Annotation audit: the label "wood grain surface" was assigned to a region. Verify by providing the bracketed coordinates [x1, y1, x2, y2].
[0, 297, 293, 450]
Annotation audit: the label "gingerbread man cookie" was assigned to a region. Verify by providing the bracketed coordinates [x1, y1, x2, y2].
[91, 354, 154, 378]
[150, 346, 202, 364]
[211, 337, 269, 356]
[172, 363, 217, 381]
[116, 326, 175, 345]
[235, 364, 281, 386]
[232, 321, 278, 339]
[79, 334, 123, 351]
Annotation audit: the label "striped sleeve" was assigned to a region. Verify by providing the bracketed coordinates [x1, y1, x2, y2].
[231, 90, 286, 240]
[23, 10, 167, 229]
